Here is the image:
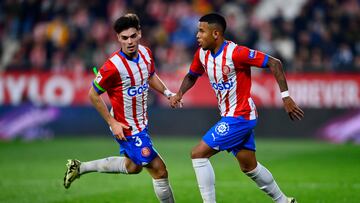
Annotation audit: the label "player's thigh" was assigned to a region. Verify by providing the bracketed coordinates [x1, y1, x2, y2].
[235, 149, 257, 172]
[191, 140, 219, 159]
[124, 155, 143, 174]
[145, 155, 168, 179]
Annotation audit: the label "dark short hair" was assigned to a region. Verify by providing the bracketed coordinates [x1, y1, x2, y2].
[199, 13, 226, 33]
[113, 13, 141, 34]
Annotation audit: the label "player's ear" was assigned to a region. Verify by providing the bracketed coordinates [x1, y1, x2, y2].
[116, 33, 121, 42]
[212, 30, 219, 40]
[138, 30, 142, 39]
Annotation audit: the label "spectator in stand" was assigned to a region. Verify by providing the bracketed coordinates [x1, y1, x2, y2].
[0, 0, 358, 73]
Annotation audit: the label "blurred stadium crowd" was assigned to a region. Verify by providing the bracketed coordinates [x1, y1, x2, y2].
[0, 0, 359, 73]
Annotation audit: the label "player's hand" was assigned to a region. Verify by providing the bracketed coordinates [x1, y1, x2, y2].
[283, 97, 304, 121]
[169, 93, 183, 108]
[110, 119, 131, 141]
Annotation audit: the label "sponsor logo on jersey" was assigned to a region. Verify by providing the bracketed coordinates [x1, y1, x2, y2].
[127, 82, 149, 96]
[222, 65, 231, 75]
[215, 122, 230, 136]
[249, 49, 257, 59]
[141, 147, 151, 157]
[211, 79, 234, 91]
[95, 73, 103, 83]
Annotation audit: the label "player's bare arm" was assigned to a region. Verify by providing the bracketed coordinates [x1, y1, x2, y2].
[88, 87, 129, 140]
[170, 73, 198, 108]
[266, 56, 304, 121]
[148, 73, 175, 99]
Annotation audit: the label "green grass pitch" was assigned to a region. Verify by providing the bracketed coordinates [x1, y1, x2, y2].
[0, 137, 359, 203]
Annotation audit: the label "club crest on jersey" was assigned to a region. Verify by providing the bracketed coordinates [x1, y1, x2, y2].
[215, 122, 230, 136]
[222, 65, 230, 75]
[249, 49, 257, 59]
[141, 147, 151, 157]
[95, 73, 103, 83]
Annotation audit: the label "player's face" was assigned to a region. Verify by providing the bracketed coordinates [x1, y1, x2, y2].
[117, 28, 142, 57]
[196, 22, 216, 50]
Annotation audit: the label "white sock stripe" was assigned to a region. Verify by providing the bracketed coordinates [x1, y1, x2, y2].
[192, 158, 210, 167]
[153, 178, 169, 186]
[153, 178, 169, 182]
[245, 162, 261, 177]
[118, 157, 128, 174]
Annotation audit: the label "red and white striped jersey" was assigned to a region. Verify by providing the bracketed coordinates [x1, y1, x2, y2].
[189, 41, 269, 120]
[92, 45, 155, 136]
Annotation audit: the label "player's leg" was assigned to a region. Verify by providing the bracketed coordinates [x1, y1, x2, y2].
[79, 156, 142, 174]
[146, 155, 175, 203]
[63, 131, 146, 189]
[235, 149, 290, 203]
[191, 140, 219, 203]
[63, 156, 142, 189]
[192, 116, 257, 203]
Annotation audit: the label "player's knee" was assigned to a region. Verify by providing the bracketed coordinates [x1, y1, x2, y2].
[159, 169, 168, 179]
[190, 147, 204, 159]
[154, 168, 168, 179]
[191, 141, 216, 159]
[190, 149, 198, 159]
[240, 162, 257, 173]
[240, 165, 254, 173]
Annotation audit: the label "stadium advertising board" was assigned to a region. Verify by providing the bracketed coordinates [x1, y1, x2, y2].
[0, 72, 93, 106]
[259, 74, 360, 108]
[0, 72, 359, 108]
[158, 73, 360, 108]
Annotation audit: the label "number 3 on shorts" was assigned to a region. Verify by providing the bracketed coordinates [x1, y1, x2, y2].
[134, 136, 142, 147]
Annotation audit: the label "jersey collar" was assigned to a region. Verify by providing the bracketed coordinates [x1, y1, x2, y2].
[211, 41, 227, 58]
[119, 50, 140, 63]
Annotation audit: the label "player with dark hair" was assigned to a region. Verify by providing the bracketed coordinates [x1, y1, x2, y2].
[170, 13, 304, 203]
[64, 13, 175, 203]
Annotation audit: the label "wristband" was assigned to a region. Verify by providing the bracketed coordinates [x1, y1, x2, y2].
[164, 89, 175, 98]
[281, 90, 290, 98]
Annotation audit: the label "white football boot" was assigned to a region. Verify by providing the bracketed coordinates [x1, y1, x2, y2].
[288, 197, 297, 203]
[63, 159, 81, 189]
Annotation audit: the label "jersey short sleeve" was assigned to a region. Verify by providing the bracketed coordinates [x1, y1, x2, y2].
[145, 47, 155, 77]
[189, 48, 204, 77]
[232, 46, 269, 69]
[92, 61, 117, 94]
